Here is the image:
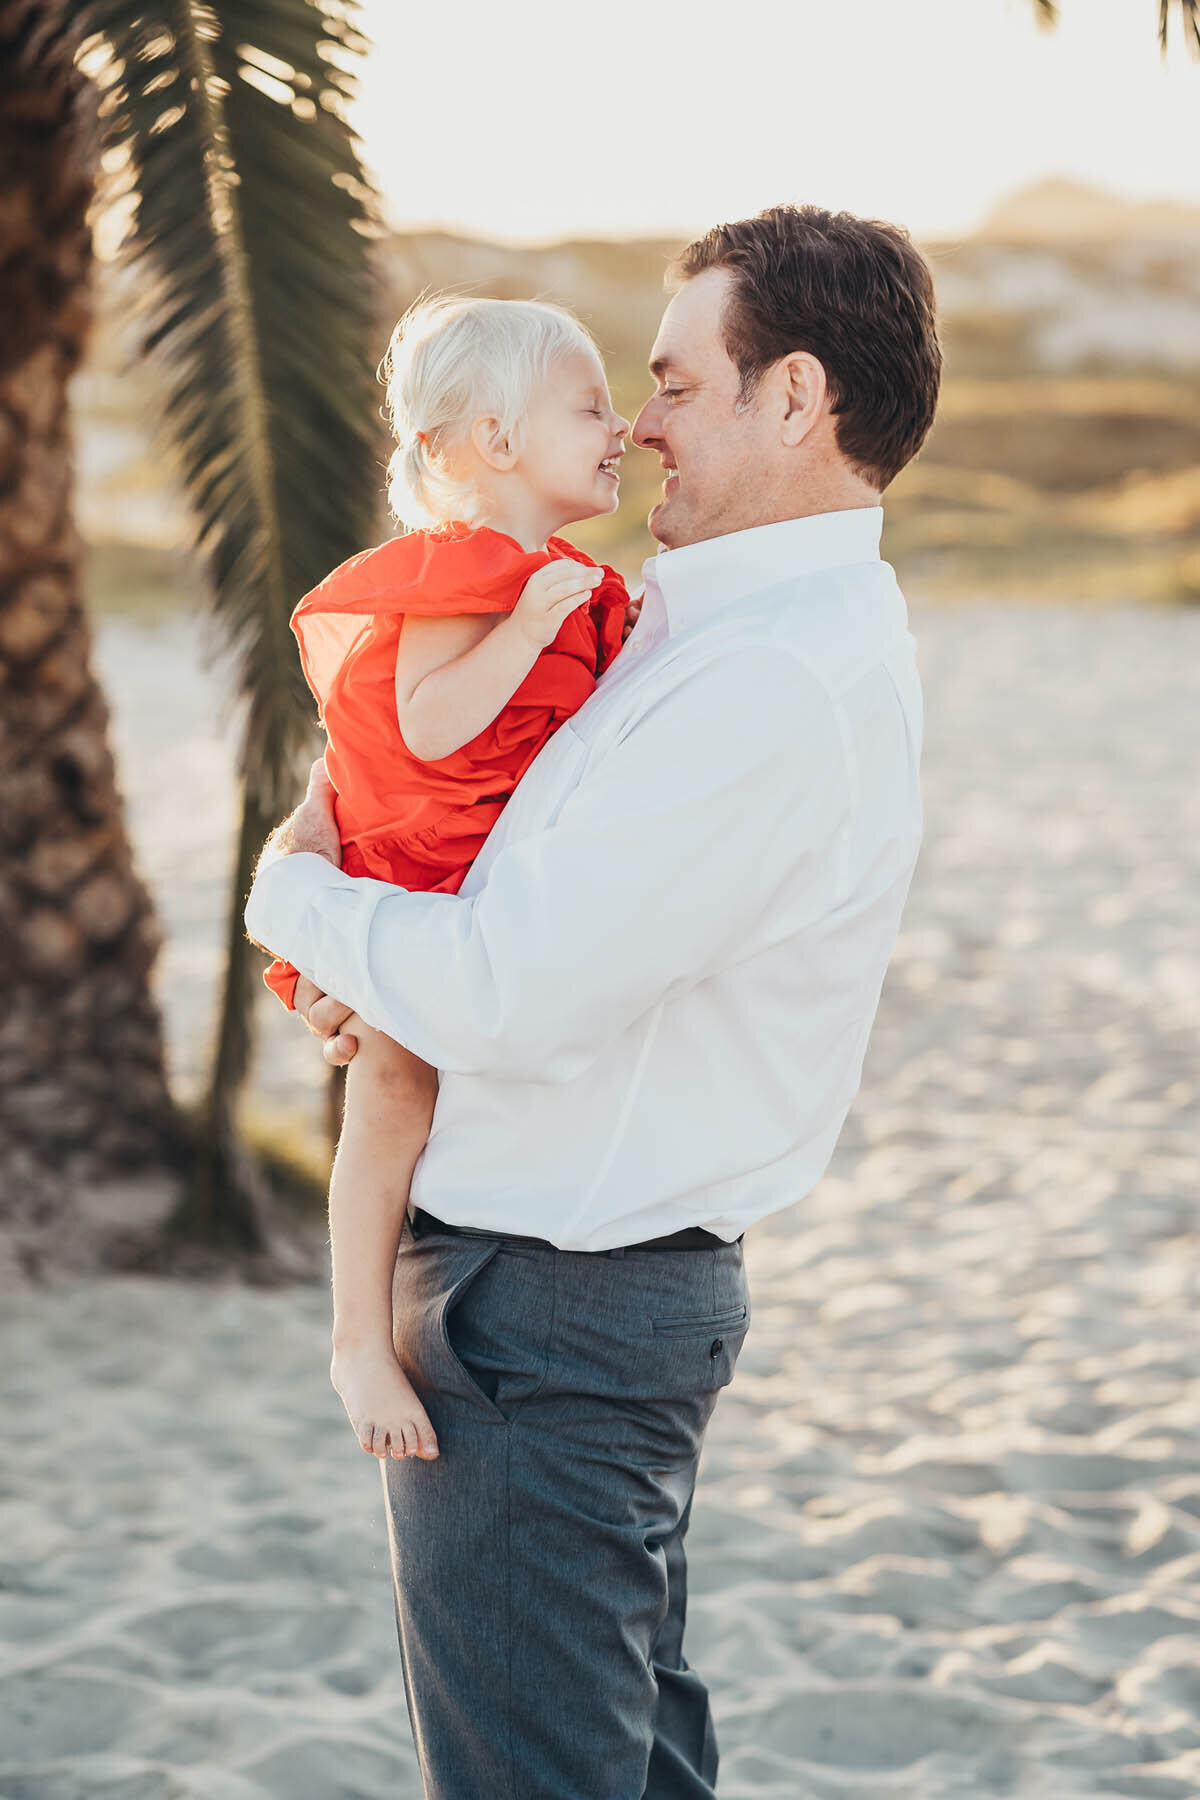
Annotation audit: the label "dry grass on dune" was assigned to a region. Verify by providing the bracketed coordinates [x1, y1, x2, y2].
[78, 187, 1200, 610]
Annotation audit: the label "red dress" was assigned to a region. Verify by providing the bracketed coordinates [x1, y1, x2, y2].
[262, 524, 629, 1010]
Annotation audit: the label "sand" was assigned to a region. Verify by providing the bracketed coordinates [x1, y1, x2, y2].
[2, 598, 1198, 1798]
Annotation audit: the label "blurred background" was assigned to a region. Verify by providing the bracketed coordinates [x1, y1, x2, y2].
[71, 0, 1200, 1177]
[84, 178, 1200, 608]
[4, 8, 1200, 1796]
[86, 0, 1200, 603]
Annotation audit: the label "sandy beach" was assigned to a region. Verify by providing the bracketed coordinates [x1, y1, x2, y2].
[3, 597, 1199, 1798]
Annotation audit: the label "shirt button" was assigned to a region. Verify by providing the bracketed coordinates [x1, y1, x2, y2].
[710, 1338, 724, 1357]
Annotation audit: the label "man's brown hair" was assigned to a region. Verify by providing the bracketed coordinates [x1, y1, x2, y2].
[672, 203, 941, 490]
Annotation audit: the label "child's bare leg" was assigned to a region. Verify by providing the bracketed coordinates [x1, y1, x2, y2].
[326, 1017, 440, 1461]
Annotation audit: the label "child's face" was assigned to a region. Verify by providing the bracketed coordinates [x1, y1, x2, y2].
[515, 350, 629, 529]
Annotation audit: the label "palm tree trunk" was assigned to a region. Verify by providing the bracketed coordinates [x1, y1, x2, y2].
[170, 790, 272, 1247]
[0, 1, 177, 1217]
[84, 0, 381, 1247]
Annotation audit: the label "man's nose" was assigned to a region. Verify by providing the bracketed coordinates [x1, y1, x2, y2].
[631, 398, 661, 449]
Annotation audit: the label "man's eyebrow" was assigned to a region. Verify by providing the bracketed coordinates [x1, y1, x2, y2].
[648, 354, 680, 379]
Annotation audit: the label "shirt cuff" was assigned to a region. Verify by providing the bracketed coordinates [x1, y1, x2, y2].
[244, 851, 350, 971]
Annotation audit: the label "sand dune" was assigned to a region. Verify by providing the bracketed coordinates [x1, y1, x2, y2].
[2, 598, 1198, 1797]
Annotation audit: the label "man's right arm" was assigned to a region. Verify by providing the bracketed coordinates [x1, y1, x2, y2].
[245, 649, 850, 1083]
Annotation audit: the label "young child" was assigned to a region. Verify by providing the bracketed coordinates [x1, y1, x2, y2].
[260, 296, 632, 1466]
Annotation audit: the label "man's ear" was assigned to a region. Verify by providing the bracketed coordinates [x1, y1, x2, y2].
[778, 351, 827, 448]
[470, 414, 518, 471]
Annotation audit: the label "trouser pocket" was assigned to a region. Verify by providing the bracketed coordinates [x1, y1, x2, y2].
[434, 1239, 512, 1424]
[393, 1229, 513, 1428]
[421, 1235, 555, 1427]
[650, 1267, 751, 1395]
[648, 1310, 750, 1400]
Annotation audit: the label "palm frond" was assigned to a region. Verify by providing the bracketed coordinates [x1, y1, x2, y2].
[1036, 0, 1198, 52]
[78, 0, 381, 817]
[1161, 0, 1200, 53]
[77, 0, 383, 1235]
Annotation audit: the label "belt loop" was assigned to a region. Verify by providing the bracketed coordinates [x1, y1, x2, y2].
[608, 1245, 626, 1259]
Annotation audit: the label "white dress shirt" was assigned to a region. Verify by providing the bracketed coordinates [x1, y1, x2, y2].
[244, 507, 923, 1249]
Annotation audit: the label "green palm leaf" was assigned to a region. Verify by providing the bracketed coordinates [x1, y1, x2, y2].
[81, 0, 379, 807]
[78, 0, 382, 1242]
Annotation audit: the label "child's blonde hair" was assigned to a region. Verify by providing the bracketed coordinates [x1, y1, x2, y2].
[380, 295, 599, 529]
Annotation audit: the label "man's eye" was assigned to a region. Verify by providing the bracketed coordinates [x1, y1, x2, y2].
[662, 387, 683, 399]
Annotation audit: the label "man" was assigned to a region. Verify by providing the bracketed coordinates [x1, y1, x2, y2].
[244, 204, 940, 1799]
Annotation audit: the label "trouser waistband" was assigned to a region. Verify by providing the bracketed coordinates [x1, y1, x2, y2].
[408, 1206, 740, 1256]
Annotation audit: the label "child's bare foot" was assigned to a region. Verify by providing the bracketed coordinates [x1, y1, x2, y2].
[330, 1345, 440, 1460]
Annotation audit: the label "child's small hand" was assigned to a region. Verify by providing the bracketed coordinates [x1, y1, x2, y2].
[511, 558, 603, 649]
[330, 1343, 440, 1460]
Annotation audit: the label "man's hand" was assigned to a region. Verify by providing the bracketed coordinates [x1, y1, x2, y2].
[254, 758, 343, 882]
[294, 975, 360, 1066]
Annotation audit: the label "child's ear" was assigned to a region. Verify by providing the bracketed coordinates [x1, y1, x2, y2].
[471, 415, 517, 471]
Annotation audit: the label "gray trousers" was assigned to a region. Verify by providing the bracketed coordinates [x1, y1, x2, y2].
[381, 1213, 750, 1799]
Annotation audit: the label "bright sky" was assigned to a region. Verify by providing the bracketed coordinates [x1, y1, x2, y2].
[353, 0, 1200, 244]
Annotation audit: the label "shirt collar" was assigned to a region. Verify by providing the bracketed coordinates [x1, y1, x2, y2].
[642, 506, 884, 638]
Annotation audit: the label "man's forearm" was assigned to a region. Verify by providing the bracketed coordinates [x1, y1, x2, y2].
[244, 759, 343, 960]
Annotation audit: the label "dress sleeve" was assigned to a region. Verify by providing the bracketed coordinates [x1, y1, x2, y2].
[288, 527, 558, 715]
[544, 535, 629, 675]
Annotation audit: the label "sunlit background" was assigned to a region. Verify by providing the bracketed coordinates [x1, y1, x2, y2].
[354, 0, 1200, 244]
[83, 0, 1200, 612]
[6, 12, 1199, 1797]
[68, 0, 1199, 1139]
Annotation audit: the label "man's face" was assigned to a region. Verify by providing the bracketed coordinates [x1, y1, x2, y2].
[631, 268, 775, 549]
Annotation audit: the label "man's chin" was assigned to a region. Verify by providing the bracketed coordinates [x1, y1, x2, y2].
[648, 496, 684, 549]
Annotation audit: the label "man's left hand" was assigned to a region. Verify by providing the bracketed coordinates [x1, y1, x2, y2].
[255, 758, 343, 879]
[294, 976, 360, 1066]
